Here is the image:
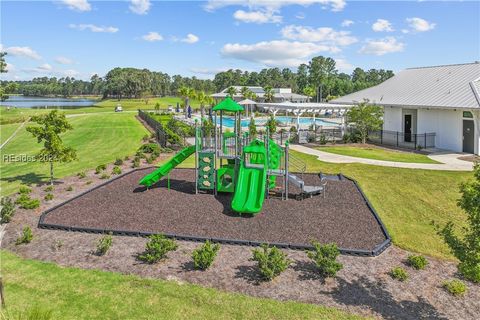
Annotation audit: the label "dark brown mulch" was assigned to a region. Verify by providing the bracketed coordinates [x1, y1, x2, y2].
[41, 168, 387, 251]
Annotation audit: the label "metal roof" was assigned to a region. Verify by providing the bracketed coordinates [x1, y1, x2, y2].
[331, 62, 480, 109]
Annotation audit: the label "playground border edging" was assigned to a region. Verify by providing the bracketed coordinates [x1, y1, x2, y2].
[38, 167, 391, 257]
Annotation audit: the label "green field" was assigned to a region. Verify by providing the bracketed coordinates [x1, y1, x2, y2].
[317, 145, 440, 164]
[0, 122, 21, 145]
[1, 250, 362, 320]
[0, 113, 148, 196]
[95, 96, 202, 111]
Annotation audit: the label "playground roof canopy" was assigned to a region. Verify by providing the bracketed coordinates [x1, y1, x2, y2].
[213, 97, 244, 112]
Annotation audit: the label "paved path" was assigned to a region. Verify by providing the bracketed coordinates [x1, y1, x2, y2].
[290, 144, 474, 171]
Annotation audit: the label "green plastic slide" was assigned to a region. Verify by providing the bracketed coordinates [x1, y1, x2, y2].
[231, 141, 267, 214]
[139, 145, 195, 188]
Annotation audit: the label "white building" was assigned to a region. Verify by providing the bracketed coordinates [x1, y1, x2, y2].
[331, 62, 480, 155]
[211, 86, 308, 103]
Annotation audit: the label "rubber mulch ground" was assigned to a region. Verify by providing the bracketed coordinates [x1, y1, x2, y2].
[41, 168, 387, 251]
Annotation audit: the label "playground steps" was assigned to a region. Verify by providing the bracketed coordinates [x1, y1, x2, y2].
[288, 173, 324, 195]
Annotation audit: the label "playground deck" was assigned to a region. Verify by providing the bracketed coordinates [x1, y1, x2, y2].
[40, 168, 388, 253]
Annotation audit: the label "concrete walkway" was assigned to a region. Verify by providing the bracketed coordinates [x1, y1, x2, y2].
[290, 144, 474, 171]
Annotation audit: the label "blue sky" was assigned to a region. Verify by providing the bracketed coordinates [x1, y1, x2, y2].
[1, 0, 479, 80]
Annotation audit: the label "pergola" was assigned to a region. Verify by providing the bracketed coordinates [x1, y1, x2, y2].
[257, 101, 354, 130]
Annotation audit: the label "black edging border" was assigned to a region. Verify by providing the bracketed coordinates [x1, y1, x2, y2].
[38, 167, 391, 257]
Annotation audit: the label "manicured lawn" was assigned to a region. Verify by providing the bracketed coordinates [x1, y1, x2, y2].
[0, 122, 21, 145]
[290, 150, 469, 260]
[317, 145, 440, 164]
[95, 96, 202, 111]
[1, 251, 362, 320]
[0, 113, 148, 196]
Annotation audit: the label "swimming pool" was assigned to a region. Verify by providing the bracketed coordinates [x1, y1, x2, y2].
[211, 116, 339, 128]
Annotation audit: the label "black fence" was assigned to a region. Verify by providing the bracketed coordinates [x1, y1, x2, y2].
[368, 130, 436, 150]
[138, 109, 167, 147]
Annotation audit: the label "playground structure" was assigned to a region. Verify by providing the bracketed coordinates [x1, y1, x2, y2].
[139, 98, 325, 214]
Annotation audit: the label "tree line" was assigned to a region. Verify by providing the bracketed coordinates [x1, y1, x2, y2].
[1, 53, 393, 101]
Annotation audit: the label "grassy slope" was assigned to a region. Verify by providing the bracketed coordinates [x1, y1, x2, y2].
[0, 122, 21, 145]
[0, 113, 148, 196]
[95, 96, 201, 111]
[317, 146, 440, 164]
[1, 251, 362, 320]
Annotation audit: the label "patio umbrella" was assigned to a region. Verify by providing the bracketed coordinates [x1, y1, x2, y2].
[176, 102, 180, 113]
[237, 98, 257, 118]
[187, 105, 192, 118]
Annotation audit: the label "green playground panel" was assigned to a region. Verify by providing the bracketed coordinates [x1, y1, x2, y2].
[198, 151, 215, 190]
[217, 165, 236, 193]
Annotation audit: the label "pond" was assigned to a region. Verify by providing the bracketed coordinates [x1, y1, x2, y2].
[0, 95, 96, 108]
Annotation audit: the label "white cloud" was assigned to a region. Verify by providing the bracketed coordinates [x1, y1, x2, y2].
[55, 56, 74, 65]
[61, 0, 91, 12]
[334, 58, 353, 72]
[174, 34, 199, 44]
[62, 69, 80, 77]
[5, 63, 15, 72]
[69, 24, 119, 33]
[341, 19, 354, 27]
[295, 12, 306, 19]
[406, 17, 436, 32]
[359, 37, 404, 56]
[205, 0, 346, 12]
[142, 32, 163, 42]
[281, 25, 357, 46]
[233, 10, 282, 24]
[221, 40, 339, 67]
[129, 0, 151, 15]
[2, 45, 41, 60]
[372, 19, 394, 32]
[38, 63, 53, 71]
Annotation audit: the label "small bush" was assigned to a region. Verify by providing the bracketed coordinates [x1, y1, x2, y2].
[96, 233, 113, 256]
[52, 239, 64, 251]
[100, 173, 111, 179]
[132, 157, 140, 168]
[407, 254, 429, 270]
[77, 171, 86, 179]
[138, 234, 178, 263]
[251, 244, 291, 281]
[44, 185, 54, 192]
[124, 155, 130, 161]
[66, 185, 74, 192]
[442, 279, 467, 296]
[86, 180, 93, 185]
[142, 134, 150, 142]
[18, 185, 32, 194]
[44, 193, 54, 201]
[390, 266, 409, 281]
[1, 197, 16, 223]
[307, 242, 343, 278]
[112, 166, 122, 175]
[114, 158, 124, 165]
[138, 143, 160, 154]
[15, 194, 40, 209]
[95, 164, 107, 174]
[15, 226, 33, 245]
[318, 134, 327, 145]
[146, 156, 154, 164]
[192, 240, 220, 270]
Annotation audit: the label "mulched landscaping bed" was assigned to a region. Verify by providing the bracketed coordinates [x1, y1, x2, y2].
[40, 168, 388, 253]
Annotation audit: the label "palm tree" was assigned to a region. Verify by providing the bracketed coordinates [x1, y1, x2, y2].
[178, 86, 192, 118]
[226, 86, 237, 99]
[240, 86, 251, 99]
[303, 86, 316, 102]
[196, 91, 208, 118]
[263, 86, 274, 103]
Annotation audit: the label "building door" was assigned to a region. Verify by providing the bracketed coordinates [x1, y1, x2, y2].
[463, 120, 474, 154]
[404, 114, 412, 142]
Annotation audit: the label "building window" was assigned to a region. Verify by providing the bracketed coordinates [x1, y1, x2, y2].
[463, 111, 473, 118]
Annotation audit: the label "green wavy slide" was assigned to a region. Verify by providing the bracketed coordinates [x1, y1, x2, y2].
[139, 145, 195, 188]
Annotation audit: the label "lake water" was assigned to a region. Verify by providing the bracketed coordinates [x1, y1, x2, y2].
[0, 95, 96, 108]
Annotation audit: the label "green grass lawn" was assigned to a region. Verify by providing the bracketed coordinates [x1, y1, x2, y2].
[0, 122, 21, 145]
[0, 112, 148, 196]
[317, 145, 440, 164]
[95, 96, 201, 111]
[1, 250, 362, 320]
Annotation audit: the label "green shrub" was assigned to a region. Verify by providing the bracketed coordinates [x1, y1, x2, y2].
[18, 185, 32, 195]
[15, 226, 33, 245]
[44, 193, 54, 201]
[390, 266, 409, 281]
[66, 185, 73, 192]
[146, 156, 153, 164]
[138, 143, 160, 154]
[124, 155, 130, 161]
[132, 157, 140, 168]
[96, 233, 113, 256]
[138, 234, 178, 263]
[306, 242, 343, 278]
[86, 180, 93, 185]
[1, 197, 16, 223]
[15, 194, 40, 210]
[44, 185, 54, 192]
[112, 166, 122, 175]
[95, 164, 107, 174]
[192, 240, 220, 270]
[100, 173, 111, 179]
[143, 134, 150, 141]
[318, 134, 327, 145]
[77, 171, 86, 179]
[251, 244, 291, 281]
[407, 254, 429, 270]
[442, 279, 467, 296]
[114, 158, 123, 166]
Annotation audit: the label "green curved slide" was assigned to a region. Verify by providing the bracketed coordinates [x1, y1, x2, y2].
[139, 145, 195, 188]
[231, 141, 267, 214]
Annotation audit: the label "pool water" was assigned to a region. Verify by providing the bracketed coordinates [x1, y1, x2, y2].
[215, 116, 339, 128]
